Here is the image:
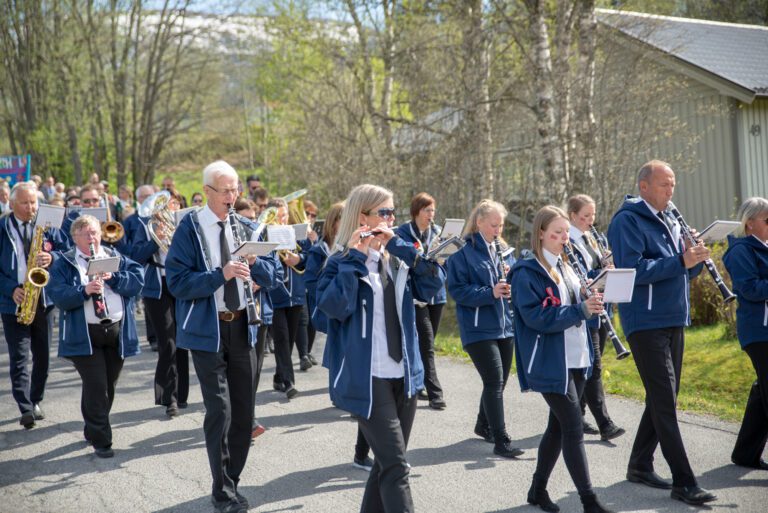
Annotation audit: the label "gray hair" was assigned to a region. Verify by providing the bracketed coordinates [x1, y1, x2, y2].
[736, 197, 768, 237]
[70, 214, 101, 238]
[637, 159, 671, 188]
[136, 184, 155, 202]
[202, 160, 238, 187]
[10, 181, 38, 200]
[0, 181, 9, 192]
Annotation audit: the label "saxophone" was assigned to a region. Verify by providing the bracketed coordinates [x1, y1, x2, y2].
[16, 225, 50, 325]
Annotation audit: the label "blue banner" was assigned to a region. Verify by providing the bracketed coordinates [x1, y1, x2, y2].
[0, 154, 31, 186]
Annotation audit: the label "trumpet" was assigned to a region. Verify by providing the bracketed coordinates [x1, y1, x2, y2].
[563, 243, 631, 360]
[667, 202, 736, 304]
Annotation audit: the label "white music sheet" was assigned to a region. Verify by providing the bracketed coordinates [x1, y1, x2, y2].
[35, 204, 65, 229]
[699, 220, 740, 243]
[267, 225, 296, 250]
[589, 268, 636, 303]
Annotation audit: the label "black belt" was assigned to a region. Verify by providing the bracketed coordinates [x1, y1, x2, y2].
[218, 309, 245, 322]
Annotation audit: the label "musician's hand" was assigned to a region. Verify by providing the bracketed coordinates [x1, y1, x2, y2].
[308, 229, 318, 243]
[351, 226, 373, 255]
[682, 242, 710, 269]
[12, 287, 25, 305]
[503, 263, 510, 275]
[85, 279, 103, 295]
[245, 255, 257, 266]
[101, 272, 113, 281]
[584, 293, 604, 315]
[372, 222, 395, 244]
[281, 252, 301, 267]
[223, 260, 250, 281]
[251, 282, 261, 292]
[683, 228, 703, 250]
[493, 282, 511, 299]
[36, 251, 52, 268]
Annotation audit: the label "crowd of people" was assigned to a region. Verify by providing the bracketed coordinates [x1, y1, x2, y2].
[1, 158, 766, 513]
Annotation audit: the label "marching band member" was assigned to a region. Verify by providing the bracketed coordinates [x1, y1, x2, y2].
[396, 192, 447, 410]
[302, 199, 320, 365]
[511, 205, 610, 513]
[722, 197, 768, 471]
[166, 160, 281, 513]
[317, 184, 445, 512]
[47, 215, 144, 457]
[128, 189, 189, 417]
[446, 199, 523, 458]
[607, 160, 716, 505]
[566, 194, 625, 442]
[0, 182, 68, 429]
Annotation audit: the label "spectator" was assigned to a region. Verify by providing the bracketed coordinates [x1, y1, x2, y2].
[251, 187, 269, 214]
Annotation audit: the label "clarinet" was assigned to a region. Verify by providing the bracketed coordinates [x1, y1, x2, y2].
[589, 225, 613, 267]
[493, 236, 512, 308]
[88, 243, 111, 324]
[563, 243, 631, 360]
[226, 205, 262, 325]
[667, 202, 736, 304]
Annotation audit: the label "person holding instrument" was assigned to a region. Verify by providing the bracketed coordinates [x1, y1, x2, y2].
[317, 184, 445, 513]
[48, 215, 144, 457]
[722, 197, 768, 471]
[166, 160, 281, 513]
[446, 199, 523, 458]
[566, 194, 625, 442]
[607, 159, 716, 505]
[511, 205, 611, 513]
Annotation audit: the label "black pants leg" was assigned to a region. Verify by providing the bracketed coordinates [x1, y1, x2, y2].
[191, 316, 256, 502]
[732, 341, 768, 466]
[536, 371, 592, 495]
[296, 304, 310, 358]
[627, 327, 697, 487]
[142, 297, 158, 348]
[581, 325, 611, 429]
[465, 338, 514, 439]
[147, 281, 188, 406]
[306, 300, 317, 355]
[355, 426, 371, 460]
[272, 306, 300, 387]
[2, 304, 50, 415]
[358, 377, 417, 513]
[415, 304, 444, 401]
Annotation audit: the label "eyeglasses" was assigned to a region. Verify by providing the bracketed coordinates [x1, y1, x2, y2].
[364, 208, 396, 219]
[81, 198, 100, 205]
[305, 211, 318, 219]
[206, 184, 238, 196]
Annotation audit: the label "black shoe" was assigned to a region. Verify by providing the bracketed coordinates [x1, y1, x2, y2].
[493, 434, 524, 458]
[352, 455, 374, 472]
[671, 485, 717, 505]
[582, 419, 599, 435]
[150, 342, 159, 352]
[599, 423, 625, 442]
[300, 355, 313, 371]
[20, 412, 35, 429]
[273, 381, 285, 392]
[732, 457, 768, 470]
[580, 492, 614, 513]
[285, 385, 299, 399]
[235, 492, 249, 508]
[626, 468, 672, 489]
[307, 353, 319, 365]
[429, 398, 447, 410]
[527, 480, 560, 512]
[212, 498, 247, 513]
[33, 403, 45, 420]
[94, 446, 114, 458]
[178, 402, 188, 409]
[417, 389, 429, 400]
[474, 422, 493, 443]
[166, 403, 179, 417]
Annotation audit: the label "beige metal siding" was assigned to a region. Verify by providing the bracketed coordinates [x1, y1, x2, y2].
[738, 99, 768, 200]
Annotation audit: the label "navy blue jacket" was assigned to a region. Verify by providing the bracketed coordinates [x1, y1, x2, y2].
[305, 240, 332, 334]
[510, 256, 594, 394]
[165, 210, 282, 352]
[395, 221, 447, 304]
[124, 215, 163, 299]
[269, 238, 311, 309]
[48, 247, 144, 358]
[723, 235, 768, 348]
[446, 232, 515, 346]
[0, 216, 70, 314]
[317, 236, 446, 419]
[607, 196, 702, 337]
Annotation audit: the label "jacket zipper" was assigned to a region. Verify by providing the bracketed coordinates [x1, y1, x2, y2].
[61, 318, 66, 342]
[764, 301, 768, 327]
[361, 299, 367, 337]
[333, 357, 345, 388]
[182, 300, 196, 329]
[474, 307, 479, 327]
[527, 335, 540, 374]
[647, 283, 653, 310]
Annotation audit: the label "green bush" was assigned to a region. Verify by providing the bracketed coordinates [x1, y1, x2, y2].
[688, 242, 737, 339]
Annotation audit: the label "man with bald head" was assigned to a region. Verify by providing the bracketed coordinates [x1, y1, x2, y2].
[607, 160, 716, 505]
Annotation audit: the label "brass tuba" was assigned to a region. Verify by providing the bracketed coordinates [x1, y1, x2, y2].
[101, 193, 125, 244]
[16, 224, 50, 325]
[283, 188, 309, 226]
[141, 191, 176, 253]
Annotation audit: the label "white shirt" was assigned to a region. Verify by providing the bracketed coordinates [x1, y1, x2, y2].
[12, 216, 32, 285]
[197, 205, 246, 312]
[75, 247, 124, 324]
[366, 248, 404, 379]
[542, 249, 590, 369]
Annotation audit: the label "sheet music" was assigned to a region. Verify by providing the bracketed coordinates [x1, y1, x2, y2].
[174, 206, 197, 225]
[35, 204, 65, 229]
[291, 223, 309, 241]
[699, 220, 740, 243]
[86, 256, 121, 275]
[233, 241, 280, 257]
[80, 207, 108, 223]
[440, 219, 465, 240]
[267, 225, 296, 250]
[590, 269, 636, 303]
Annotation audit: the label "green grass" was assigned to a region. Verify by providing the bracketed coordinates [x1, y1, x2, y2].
[435, 308, 753, 423]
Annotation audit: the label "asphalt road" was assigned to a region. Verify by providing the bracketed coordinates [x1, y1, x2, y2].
[1, 312, 766, 512]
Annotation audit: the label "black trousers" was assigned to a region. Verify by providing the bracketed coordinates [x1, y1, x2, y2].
[627, 327, 697, 487]
[145, 280, 188, 406]
[415, 303, 444, 401]
[355, 425, 371, 460]
[296, 303, 310, 358]
[465, 338, 514, 440]
[142, 297, 158, 347]
[306, 301, 317, 354]
[1, 303, 51, 415]
[357, 377, 417, 513]
[536, 370, 592, 495]
[732, 341, 768, 466]
[191, 315, 257, 502]
[70, 322, 123, 449]
[581, 324, 612, 429]
[252, 324, 268, 427]
[272, 305, 302, 387]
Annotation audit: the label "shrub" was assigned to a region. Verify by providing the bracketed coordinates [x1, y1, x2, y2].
[688, 242, 737, 338]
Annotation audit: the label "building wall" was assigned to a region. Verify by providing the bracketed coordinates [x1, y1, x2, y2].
[737, 98, 768, 201]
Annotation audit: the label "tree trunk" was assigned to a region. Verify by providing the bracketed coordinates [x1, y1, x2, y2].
[572, 0, 597, 194]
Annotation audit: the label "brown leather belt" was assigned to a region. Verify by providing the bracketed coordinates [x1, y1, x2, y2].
[218, 309, 245, 322]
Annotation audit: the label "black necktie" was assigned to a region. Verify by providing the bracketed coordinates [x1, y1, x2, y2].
[581, 234, 601, 270]
[21, 222, 31, 256]
[657, 211, 673, 232]
[379, 256, 402, 362]
[556, 259, 578, 305]
[218, 221, 240, 312]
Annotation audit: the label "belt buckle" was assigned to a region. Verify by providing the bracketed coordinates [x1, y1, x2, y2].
[221, 311, 235, 322]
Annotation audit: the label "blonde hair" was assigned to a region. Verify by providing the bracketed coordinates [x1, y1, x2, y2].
[531, 205, 570, 284]
[333, 184, 393, 255]
[736, 197, 768, 237]
[462, 199, 508, 246]
[566, 194, 595, 218]
[323, 201, 344, 246]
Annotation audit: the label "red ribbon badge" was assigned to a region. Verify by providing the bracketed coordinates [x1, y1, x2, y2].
[413, 240, 423, 254]
[541, 287, 561, 307]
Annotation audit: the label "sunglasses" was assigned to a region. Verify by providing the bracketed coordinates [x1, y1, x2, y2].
[305, 211, 318, 218]
[364, 208, 396, 219]
[82, 198, 100, 205]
